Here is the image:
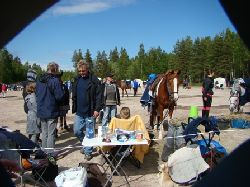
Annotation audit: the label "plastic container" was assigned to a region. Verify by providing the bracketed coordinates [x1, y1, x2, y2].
[86, 118, 95, 139]
[101, 126, 108, 138]
[97, 126, 102, 138]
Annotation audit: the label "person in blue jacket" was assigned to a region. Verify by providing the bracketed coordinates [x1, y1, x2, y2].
[132, 79, 139, 96]
[140, 73, 157, 109]
[36, 62, 64, 154]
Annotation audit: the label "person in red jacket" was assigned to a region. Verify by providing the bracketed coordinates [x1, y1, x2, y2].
[201, 70, 215, 118]
[1, 83, 7, 98]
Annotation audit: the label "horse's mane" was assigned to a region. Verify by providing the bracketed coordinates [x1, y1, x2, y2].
[164, 70, 181, 79]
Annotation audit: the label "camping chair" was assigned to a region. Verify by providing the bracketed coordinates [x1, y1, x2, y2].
[182, 117, 226, 168]
[0, 128, 57, 187]
[19, 154, 50, 186]
[107, 115, 150, 168]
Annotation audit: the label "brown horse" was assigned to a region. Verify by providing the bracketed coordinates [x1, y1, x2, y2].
[149, 70, 181, 134]
[116, 80, 131, 97]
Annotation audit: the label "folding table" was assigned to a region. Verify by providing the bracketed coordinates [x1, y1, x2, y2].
[82, 137, 148, 187]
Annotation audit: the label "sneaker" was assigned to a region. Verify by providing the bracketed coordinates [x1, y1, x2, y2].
[84, 154, 92, 161]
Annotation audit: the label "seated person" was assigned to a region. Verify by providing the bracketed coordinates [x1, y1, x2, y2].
[108, 107, 150, 164]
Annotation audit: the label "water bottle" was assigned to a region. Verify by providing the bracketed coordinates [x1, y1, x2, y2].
[98, 126, 102, 138]
[86, 118, 95, 139]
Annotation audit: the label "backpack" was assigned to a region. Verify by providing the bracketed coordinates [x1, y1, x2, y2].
[78, 162, 111, 187]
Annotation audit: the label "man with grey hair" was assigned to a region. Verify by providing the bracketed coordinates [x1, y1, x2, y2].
[36, 62, 64, 154]
[72, 60, 102, 160]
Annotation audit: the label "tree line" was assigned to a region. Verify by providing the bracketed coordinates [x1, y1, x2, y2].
[1, 28, 249, 84]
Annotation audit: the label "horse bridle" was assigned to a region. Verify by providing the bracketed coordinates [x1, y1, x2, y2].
[165, 76, 179, 100]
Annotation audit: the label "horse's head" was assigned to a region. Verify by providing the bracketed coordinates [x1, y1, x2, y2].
[232, 78, 246, 96]
[164, 70, 181, 101]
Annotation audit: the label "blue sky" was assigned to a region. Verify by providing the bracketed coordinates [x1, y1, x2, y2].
[5, 0, 236, 71]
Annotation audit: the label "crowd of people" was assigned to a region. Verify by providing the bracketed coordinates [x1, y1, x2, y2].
[0, 58, 221, 186]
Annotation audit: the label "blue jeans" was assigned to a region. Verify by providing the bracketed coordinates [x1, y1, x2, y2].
[41, 118, 57, 153]
[102, 105, 117, 127]
[74, 115, 95, 155]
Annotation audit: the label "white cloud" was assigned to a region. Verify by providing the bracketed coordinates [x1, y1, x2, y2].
[52, 0, 136, 16]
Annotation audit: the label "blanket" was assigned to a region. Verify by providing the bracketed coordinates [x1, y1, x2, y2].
[108, 115, 150, 163]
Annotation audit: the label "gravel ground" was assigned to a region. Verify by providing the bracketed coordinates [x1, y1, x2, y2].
[0, 86, 250, 187]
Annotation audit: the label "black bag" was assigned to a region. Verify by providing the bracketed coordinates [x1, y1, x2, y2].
[32, 161, 58, 182]
[79, 162, 111, 187]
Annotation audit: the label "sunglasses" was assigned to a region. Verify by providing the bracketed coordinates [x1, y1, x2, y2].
[78, 70, 86, 72]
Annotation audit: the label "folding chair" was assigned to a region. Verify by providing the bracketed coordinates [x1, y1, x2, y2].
[0, 128, 58, 187]
[182, 117, 226, 169]
[19, 156, 50, 186]
[18, 148, 59, 187]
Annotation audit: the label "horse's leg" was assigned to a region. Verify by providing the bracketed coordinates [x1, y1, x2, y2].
[239, 105, 244, 113]
[125, 89, 128, 97]
[158, 105, 164, 140]
[149, 107, 155, 130]
[122, 89, 124, 97]
[168, 104, 175, 119]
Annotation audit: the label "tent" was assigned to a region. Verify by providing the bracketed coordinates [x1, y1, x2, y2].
[214, 77, 226, 89]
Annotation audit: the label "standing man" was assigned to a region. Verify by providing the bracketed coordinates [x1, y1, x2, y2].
[36, 62, 64, 153]
[101, 73, 120, 128]
[72, 60, 102, 160]
[132, 79, 139, 96]
[201, 70, 215, 118]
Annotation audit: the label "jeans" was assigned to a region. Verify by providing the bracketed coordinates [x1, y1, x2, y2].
[74, 115, 95, 155]
[102, 105, 117, 127]
[41, 118, 57, 153]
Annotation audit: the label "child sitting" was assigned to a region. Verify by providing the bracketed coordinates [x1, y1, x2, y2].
[117, 106, 130, 119]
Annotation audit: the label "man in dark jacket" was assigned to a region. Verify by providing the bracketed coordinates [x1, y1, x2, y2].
[201, 70, 215, 118]
[72, 60, 102, 160]
[36, 62, 64, 153]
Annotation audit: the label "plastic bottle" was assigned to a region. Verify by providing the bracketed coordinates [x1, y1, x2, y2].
[98, 126, 102, 138]
[86, 118, 95, 139]
[101, 126, 107, 138]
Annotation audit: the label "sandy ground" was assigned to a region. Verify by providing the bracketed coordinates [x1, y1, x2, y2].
[0, 87, 250, 187]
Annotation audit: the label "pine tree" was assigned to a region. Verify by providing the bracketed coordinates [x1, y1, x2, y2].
[109, 47, 119, 63]
[72, 49, 83, 71]
[84, 49, 93, 71]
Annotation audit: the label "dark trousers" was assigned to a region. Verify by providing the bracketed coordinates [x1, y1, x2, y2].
[202, 95, 212, 118]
